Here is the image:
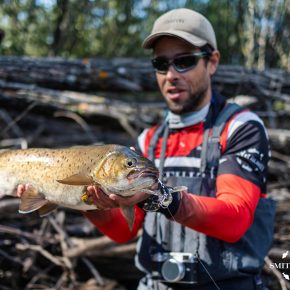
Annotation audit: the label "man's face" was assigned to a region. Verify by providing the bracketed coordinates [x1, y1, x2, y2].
[153, 37, 219, 114]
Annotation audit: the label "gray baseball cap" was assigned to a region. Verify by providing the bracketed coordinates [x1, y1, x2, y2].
[143, 8, 217, 50]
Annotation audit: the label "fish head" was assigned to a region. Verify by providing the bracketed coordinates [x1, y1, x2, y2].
[93, 146, 159, 196]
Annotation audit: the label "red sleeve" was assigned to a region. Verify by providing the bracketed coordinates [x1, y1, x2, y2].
[174, 174, 260, 243]
[83, 206, 145, 243]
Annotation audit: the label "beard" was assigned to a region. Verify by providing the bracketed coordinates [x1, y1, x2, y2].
[165, 85, 209, 115]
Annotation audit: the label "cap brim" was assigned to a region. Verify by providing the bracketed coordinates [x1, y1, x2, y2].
[142, 30, 207, 49]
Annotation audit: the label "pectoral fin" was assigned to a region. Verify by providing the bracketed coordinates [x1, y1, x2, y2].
[57, 174, 93, 185]
[120, 205, 135, 231]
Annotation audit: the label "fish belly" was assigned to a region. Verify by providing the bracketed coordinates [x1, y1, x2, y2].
[0, 170, 18, 197]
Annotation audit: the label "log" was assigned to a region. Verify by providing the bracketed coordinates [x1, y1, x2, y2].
[1, 56, 290, 101]
[268, 129, 290, 155]
[1, 56, 290, 290]
[268, 248, 290, 263]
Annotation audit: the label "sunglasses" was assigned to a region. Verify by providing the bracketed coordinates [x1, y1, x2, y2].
[151, 52, 211, 74]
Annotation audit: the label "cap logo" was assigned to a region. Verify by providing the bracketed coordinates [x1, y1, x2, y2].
[164, 19, 184, 25]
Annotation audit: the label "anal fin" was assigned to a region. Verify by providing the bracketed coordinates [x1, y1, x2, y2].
[120, 205, 135, 231]
[38, 203, 58, 217]
[19, 186, 48, 214]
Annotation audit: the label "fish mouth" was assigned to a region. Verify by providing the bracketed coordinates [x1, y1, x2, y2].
[127, 167, 159, 181]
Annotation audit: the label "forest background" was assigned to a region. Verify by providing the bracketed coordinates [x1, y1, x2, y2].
[0, 1, 290, 290]
[0, 0, 289, 71]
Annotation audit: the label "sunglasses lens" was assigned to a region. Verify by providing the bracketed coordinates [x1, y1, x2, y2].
[174, 55, 198, 72]
[152, 52, 209, 73]
[152, 58, 169, 73]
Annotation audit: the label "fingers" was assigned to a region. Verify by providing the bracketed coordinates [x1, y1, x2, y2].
[16, 184, 29, 197]
[86, 186, 150, 209]
[109, 191, 150, 207]
[86, 186, 118, 210]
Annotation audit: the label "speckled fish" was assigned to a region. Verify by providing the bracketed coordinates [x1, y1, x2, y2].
[0, 145, 159, 229]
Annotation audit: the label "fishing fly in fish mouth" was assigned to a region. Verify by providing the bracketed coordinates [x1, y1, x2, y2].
[0, 144, 162, 230]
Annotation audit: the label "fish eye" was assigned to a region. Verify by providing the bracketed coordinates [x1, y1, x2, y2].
[126, 157, 137, 168]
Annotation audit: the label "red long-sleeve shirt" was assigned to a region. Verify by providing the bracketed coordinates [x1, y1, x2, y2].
[85, 109, 269, 243]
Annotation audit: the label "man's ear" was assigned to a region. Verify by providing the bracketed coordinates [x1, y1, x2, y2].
[208, 50, 220, 76]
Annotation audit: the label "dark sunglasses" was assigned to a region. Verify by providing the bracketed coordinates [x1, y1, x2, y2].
[151, 52, 211, 74]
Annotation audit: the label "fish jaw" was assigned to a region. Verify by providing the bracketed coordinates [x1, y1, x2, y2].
[92, 146, 159, 195]
[106, 178, 157, 197]
[97, 162, 159, 197]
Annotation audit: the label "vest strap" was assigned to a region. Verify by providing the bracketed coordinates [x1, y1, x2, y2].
[200, 103, 243, 175]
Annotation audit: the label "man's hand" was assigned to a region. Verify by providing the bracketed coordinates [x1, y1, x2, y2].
[86, 186, 150, 210]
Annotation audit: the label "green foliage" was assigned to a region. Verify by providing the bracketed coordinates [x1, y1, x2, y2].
[0, 0, 289, 69]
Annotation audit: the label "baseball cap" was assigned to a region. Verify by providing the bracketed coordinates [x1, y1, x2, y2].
[143, 8, 217, 50]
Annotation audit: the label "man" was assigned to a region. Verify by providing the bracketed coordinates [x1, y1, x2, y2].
[84, 8, 275, 290]
[19, 8, 275, 290]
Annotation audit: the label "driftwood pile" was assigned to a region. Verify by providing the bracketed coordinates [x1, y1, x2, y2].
[0, 57, 290, 290]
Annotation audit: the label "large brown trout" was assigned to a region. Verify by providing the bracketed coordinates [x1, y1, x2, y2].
[0, 145, 159, 229]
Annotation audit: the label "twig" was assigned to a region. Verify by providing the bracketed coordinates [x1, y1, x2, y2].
[0, 224, 51, 243]
[65, 236, 114, 258]
[0, 109, 23, 137]
[48, 214, 105, 286]
[0, 248, 24, 266]
[0, 102, 37, 137]
[264, 256, 288, 290]
[92, 243, 137, 257]
[16, 243, 67, 267]
[54, 111, 96, 143]
[81, 257, 105, 286]
[25, 264, 55, 290]
[47, 215, 76, 284]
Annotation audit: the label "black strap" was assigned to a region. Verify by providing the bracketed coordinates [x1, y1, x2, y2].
[211, 103, 242, 140]
[159, 122, 169, 181]
[148, 119, 167, 161]
[148, 103, 243, 180]
[200, 103, 243, 175]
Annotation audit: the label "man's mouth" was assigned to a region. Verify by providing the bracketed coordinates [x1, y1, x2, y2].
[167, 88, 185, 99]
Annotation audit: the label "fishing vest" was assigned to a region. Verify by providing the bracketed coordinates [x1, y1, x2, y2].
[135, 103, 276, 289]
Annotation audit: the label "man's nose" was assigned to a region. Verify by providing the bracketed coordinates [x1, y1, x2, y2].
[165, 65, 179, 82]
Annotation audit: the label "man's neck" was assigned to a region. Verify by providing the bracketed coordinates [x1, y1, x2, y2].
[167, 103, 210, 129]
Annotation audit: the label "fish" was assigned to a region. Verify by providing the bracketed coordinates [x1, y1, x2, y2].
[0, 144, 159, 229]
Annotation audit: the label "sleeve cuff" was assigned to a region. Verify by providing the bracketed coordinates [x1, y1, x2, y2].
[138, 191, 181, 218]
[157, 191, 181, 218]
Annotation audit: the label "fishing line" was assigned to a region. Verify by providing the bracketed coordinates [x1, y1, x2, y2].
[148, 111, 221, 289]
[165, 201, 221, 290]
[145, 181, 221, 289]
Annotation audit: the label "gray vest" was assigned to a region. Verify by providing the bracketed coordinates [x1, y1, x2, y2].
[135, 104, 276, 288]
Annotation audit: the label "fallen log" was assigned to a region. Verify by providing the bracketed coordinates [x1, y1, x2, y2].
[1, 56, 290, 102]
[268, 129, 290, 155]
